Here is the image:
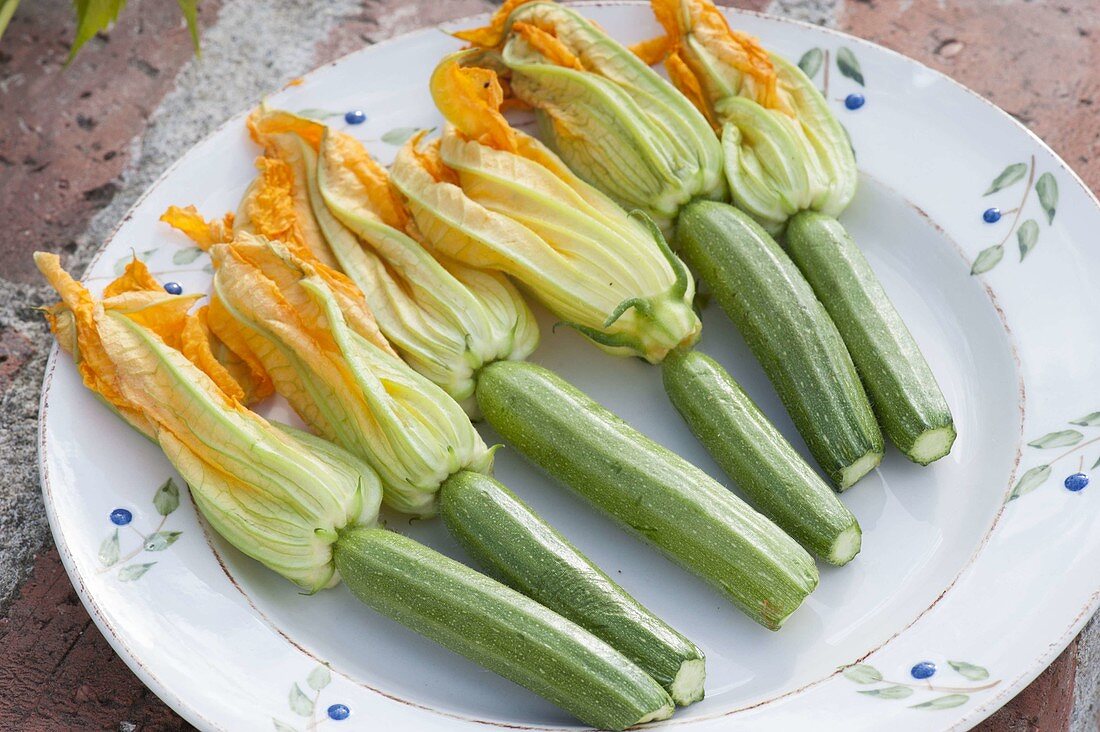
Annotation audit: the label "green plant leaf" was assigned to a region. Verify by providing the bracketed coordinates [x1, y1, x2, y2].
[0, 0, 20, 45]
[1071, 412, 1100, 426]
[175, 0, 199, 53]
[172, 247, 203, 265]
[842, 664, 882, 684]
[1035, 172, 1058, 224]
[858, 685, 913, 699]
[970, 245, 1003, 275]
[948, 660, 989, 681]
[153, 478, 181, 515]
[99, 529, 120, 567]
[381, 127, 420, 145]
[272, 721, 298, 732]
[836, 47, 864, 86]
[118, 562, 155, 581]
[1093, 455, 1100, 470]
[910, 693, 969, 710]
[1029, 430, 1084, 449]
[68, 0, 128, 64]
[1017, 219, 1039, 261]
[143, 531, 182, 552]
[798, 48, 823, 78]
[984, 162, 1027, 195]
[307, 664, 331, 691]
[1010, 464, 1051, 500]
[289, 683, 314, 717]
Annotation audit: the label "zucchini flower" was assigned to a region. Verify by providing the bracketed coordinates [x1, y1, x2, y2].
[164, 106, 537, 412]
[207, 233, 493, 517]
[453, 0, 725, 231]
[644, 0, 857, 233]
[389, 55, 700, 363]
[35, 254, 382, 592]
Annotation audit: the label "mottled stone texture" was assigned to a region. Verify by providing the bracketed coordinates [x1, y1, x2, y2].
[0, 0, 1096, 730]
[839, 0, 1100, 192]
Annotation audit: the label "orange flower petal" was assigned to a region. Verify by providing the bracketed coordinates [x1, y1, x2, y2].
[429, 56, 517, 153]
[452, 0, 534, 48]
[512, 21, 584, 71]
[160, 205, 234, 251]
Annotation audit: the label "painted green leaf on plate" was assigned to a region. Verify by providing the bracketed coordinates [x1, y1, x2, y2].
[289, 683, 314, 716]
[1017, 219, 1039, 261]
[297, 108, 340, 120]
[272, 721, 298, 732]
[307, 664, 331, 691]
[836, 47, 864, 86]
[99, 529, 120, 567]
[154, 478, 180, 515]
[172, 247, 203, 265]
[843, 664, 882, 684]
[118, 562, 156, 581]
[143, 531, 182, 552]
[858, 685, 913, 699]
[1035, 172, 1058, 224]
[948, 660, 989, 680]
[798, 48, 823, 78]
[1010, 464, 1050, 500]
[910, 693, 969, 710]
[984, 162, 1027, 195]
[970, 245, 1003, 275]
[1029, 430, 1084, 449]
[381, 127, 420, 145]
[1071, 412, 1100, 426]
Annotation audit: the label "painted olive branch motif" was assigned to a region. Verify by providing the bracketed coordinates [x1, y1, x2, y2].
[1010, 411, 1099, 501]
[843, 661, 999, 710]
[274, 664, 350, 731]
[972, 154, 1060, 274]
[97, 478, 183, 581]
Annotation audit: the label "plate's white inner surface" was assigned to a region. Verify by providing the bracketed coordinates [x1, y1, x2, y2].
[215, 173, 1019, 725]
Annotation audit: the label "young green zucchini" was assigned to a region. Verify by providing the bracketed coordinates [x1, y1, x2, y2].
[675, 201, 883, 489]
[335, 527, 674, 730]
[784, 211, 957, 464]
[662, 349, 861, 564]
[440, 470, 705, 705]
[475, 360, 818, 631]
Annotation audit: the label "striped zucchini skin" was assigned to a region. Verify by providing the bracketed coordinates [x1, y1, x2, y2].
[440, 470, 706, 705]
[675, 201, 883, 489]
[662, 349, 862, 565]
[476, 360, 818, 631]
[785, 212, 957, 465]
[334, 527, 674, 730]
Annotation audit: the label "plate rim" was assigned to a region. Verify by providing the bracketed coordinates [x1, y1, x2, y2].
[36, 3, 1100, 731]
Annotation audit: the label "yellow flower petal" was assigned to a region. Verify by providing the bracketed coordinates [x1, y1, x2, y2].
[429, 56, 517, 153]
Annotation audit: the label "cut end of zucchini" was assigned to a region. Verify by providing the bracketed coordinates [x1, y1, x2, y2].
[838, 451, 883, 491]
[907, 424, 957, 466]
[826, 523, 862, 566]
[634, 698, 676, 725]
[669, 657, 706, 707]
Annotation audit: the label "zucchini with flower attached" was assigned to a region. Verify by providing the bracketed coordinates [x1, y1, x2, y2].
[642, 0, 956, 465]
[390, 53, 858, 566]
[390, 58, 828, 609]
[452, 0, 888, 487]
[163, 132, 705, 703]
[35, 254, 672, 730]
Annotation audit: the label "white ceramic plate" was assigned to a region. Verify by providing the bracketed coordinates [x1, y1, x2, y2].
[38, 3, 1100, 730]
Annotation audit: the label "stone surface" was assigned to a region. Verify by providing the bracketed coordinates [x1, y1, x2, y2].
[0, 0, 1097, 730]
